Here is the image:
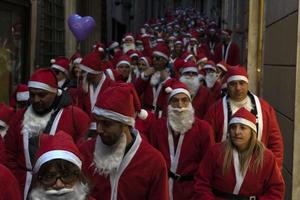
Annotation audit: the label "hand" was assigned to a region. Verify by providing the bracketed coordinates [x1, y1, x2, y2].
[143, 67, 156, 77]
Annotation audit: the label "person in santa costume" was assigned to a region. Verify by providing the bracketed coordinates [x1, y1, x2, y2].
[214, 29, 240, 66]
[195, 107, 285, 199]
[9, 84, 30, 110]
[29, 131, 94, 200]
[122, 33, 136, 54]
[77, 48, 114, 118]
[0, 163, 22, 200]
[178, 61, 211, 119]
[203, 60, 222, 103]
[79, 83, 169, 200]
[134, 43, 171, 117]
[148, 79, 214, 200]
[204, 66, 284, 169]
[115, 55, 134, 83]
[4, 68, 90, 199]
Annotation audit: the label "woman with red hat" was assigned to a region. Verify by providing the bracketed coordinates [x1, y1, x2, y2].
[194, 107, 285, 199]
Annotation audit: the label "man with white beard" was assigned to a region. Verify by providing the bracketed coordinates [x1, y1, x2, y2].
[148, 79, 214, 200]
[122, 33, 136, 54]
[29, 131, 94, 200]
[203, 60, 222, 103]
[5, 68, 90, 199]
[178, 61, 211, 119]
[134, 43, 171, 118]
[79, 83, 169, 200]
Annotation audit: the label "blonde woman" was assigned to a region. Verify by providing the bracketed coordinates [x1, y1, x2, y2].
[194, 107, 284, 199]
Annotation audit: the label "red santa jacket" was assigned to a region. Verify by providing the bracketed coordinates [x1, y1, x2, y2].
[0, 137, 5, 165]
[0, 164, 22, 200]
[79, 131, 169, 200]
[207, 81, 222, 105]
[192, 86, 212, 119]
[77, 75, 114, 118]
[214, 41, 240, 66]
[4, 105, 90, 199]
[193, 143, 285, 200]
[204, 94, 284, 169]
[149, 117, 214, 200]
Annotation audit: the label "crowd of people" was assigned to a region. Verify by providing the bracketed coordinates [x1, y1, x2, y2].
[0, 7, 285, 200]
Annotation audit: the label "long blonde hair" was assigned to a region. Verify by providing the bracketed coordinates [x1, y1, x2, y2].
[222, 129, 265, 175]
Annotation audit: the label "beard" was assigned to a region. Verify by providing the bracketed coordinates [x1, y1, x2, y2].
[22, 106, 53, 138]
[29, 182, 89, 200]
[205, 72, 219, 88]
[122, 43, 136, 53]
[168, 104, 195, 135]
[179, 75, 201, 97]
[93, 134, 127, 176]
[150, 71, 161, 86]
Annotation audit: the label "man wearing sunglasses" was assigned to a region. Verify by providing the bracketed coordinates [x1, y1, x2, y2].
[29, 131, 94, 200]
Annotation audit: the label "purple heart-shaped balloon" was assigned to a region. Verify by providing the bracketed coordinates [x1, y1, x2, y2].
[68, 14, 96, 41]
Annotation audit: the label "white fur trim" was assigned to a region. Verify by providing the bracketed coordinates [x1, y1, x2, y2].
[116, 61, 131, 68]
[129, 53, 139, 58]
[153, 51, 169, 60]
[50, 59, 56, 64]
[197, 57, 208, 64]
[203, 64, 215, 71]
[216, 63, 228, 72]
[165, 87, 173, 93]
[33, 150, 82, 173]
[28, 81, 57, 93]
[140, 57, 150, 68]
[227, 75, 248, 83]
[169, 88, 191, 101]
[106, 69, 115, 81]
[98, 47, 104, 52]
[73, 57, 82, 64]
[109, 42, 119, 49]
[123, 35, 134, 41]
[175, 40, 182, 45]
[184, 54, 194, 62]
[79, 64, 101, 74]
[90, 122, 97, 130]
[0, 120, 7, 127]
[138, 109, 148, 120]
[93, 107, 135, 127]
[16, 91, 29, 101]
[51, 64, 68, 75]
[181, 67, 198, 74]
[229, 117, 257, 132]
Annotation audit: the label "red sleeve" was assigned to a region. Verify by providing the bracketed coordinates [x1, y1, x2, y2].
[134, 77, 150, 96]
[0, 137, 5, 165]
[204, 102, 223, 143]
[213, 43, 222, 64]
[141, 35, 153, 57]
[198, 120, 215, 159]
[71, 106, 91, 145]
[193, 146, 217, 200]
[229, 43, 240, 65]
[265, 104, 284, 170]
[259, 150, 285, 200]
[0, 164, 22, 200]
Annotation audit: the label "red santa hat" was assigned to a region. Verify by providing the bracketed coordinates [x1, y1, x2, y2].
[0, 103, 14, 128]
[222, 29, 232, 37]
[28, 68, 58, 93]
[16, 84, 29, 102]
[126, 49, 141, 59]
[105, 68, 122, 82]
[153, 44, 170, 60]
[226, 65, 248, 83]
[229, 107, 257, 132]
[164, 78, 191, 102]
[50, 56, 70, 75]
[93, 83, 148, 127]
[190, 31, 199, 41]
[33, 130, 83, 173]
[70, 51, 82, 65]
[180, 61, 198, 74]
[122, 32, 135, 42]
[174, 38, 183, 46]
[92, 41, 105, 52]
[203, 60, 216, 71]
[116, 55, 131, 68]
[196, 52, 208, 63]
[79, 49, 103, 74]
[135, 34, 143, 43]
[139, 56, 152, 68]
[107, 41, 119, 50]
[181, 51, 195, 62]
[216, 60, 230, 72]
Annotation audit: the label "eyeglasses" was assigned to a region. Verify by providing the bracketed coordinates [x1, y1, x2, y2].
[38, 171, 80, 186]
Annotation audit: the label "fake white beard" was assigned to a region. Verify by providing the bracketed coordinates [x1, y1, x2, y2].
[82, 75, 89, 93]
[122, 43, 136, 54]
[150, 71, 161, 86]
[29, 182, 89, 200]
[133, 66, 141, 78]
[22, 106, 53, 138]
[205, 72, 219, 88]
[167, 104, 195, 135]
[93, 134, 127, 176]
[187, 45, 198, 55]
[179, 75, 201, 97]
[58, 79, 66, 88]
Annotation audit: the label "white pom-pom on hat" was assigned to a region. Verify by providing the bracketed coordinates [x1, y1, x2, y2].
[50, 59, 56, 64]
[98, 47, 104, 52]
[165, 87, 173, 93]
[138, 109, 148, 120]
